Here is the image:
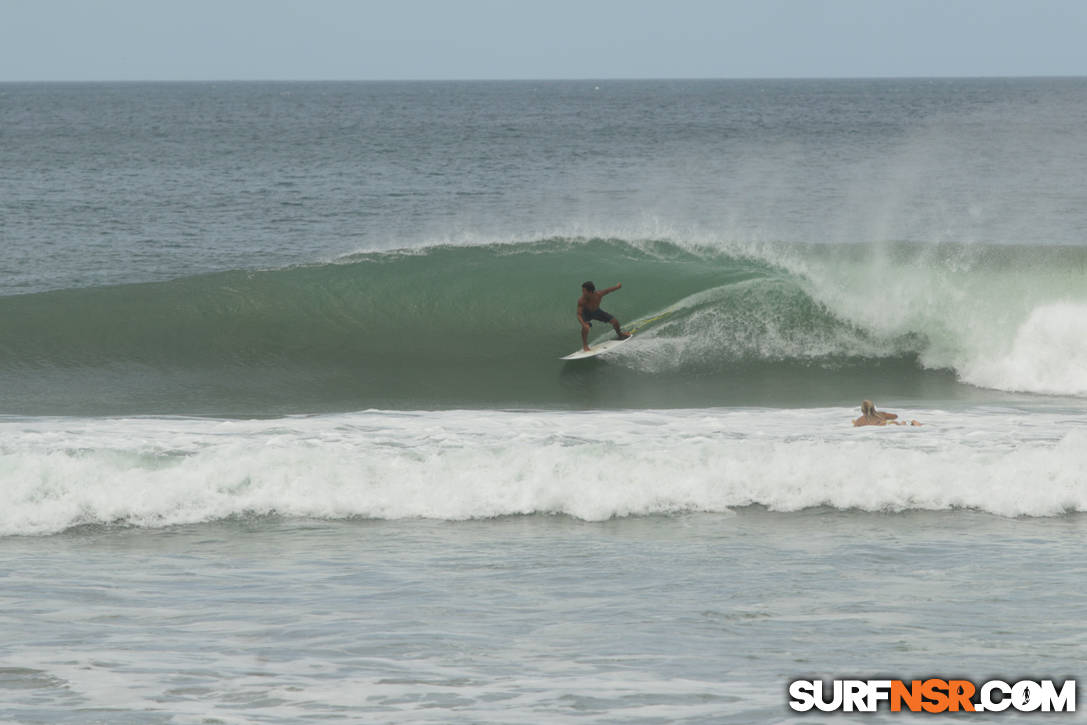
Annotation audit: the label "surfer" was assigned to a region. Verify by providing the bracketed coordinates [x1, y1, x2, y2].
[577, 281, 630, 352]
[852, 400, 922, 427]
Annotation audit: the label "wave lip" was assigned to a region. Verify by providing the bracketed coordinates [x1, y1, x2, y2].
[2, 408, 1085, 536]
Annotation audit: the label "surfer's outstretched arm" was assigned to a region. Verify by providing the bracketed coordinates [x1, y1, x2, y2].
[601, 283, 622, 295]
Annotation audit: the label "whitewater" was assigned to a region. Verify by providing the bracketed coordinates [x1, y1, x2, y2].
[2, 406, 1086, 537]
[2, 79, 1085, 723]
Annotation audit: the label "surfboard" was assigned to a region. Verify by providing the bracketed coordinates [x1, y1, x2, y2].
[560, 335, 632, 360]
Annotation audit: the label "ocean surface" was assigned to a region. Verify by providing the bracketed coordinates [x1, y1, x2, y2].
[1, 79, 1085, 723]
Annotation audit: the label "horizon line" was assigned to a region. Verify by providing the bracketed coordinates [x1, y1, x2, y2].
[2, 73, 1085, 84]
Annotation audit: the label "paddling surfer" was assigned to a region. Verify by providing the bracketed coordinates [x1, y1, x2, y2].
[852, 400, 922, 427]
[577, 281, 630, 352]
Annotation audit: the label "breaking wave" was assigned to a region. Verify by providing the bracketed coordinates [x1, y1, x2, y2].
[1, 237, 1084, 414]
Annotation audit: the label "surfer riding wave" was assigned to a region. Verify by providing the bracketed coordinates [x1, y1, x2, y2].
[577, 281, 631, 352]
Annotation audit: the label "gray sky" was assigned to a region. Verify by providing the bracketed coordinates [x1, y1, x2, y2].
[2, 0, 1086, 81]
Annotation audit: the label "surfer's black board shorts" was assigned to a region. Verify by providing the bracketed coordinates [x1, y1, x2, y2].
[583, 308, 614, 326]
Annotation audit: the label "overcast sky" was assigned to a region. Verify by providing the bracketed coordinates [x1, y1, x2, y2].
[2, 0, 1086, 81]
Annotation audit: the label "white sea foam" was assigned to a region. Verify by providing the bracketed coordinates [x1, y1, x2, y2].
[961, 303, 1087, 396]
[1, 407, 1084, 536]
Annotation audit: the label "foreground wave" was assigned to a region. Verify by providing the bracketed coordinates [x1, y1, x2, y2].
[1, 237, 1085, 414]
[2, 408, 1085, 536]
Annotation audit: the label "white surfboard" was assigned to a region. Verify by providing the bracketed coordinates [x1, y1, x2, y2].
[560, 335, 632, 360]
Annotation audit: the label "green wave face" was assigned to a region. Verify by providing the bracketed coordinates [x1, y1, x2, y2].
[2, 237, 1084, 415]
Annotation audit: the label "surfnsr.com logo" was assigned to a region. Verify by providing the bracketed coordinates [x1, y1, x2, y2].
[788, 679, 1076, 713]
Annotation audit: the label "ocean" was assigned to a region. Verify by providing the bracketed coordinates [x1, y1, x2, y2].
[1, 79, 1085, 723]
